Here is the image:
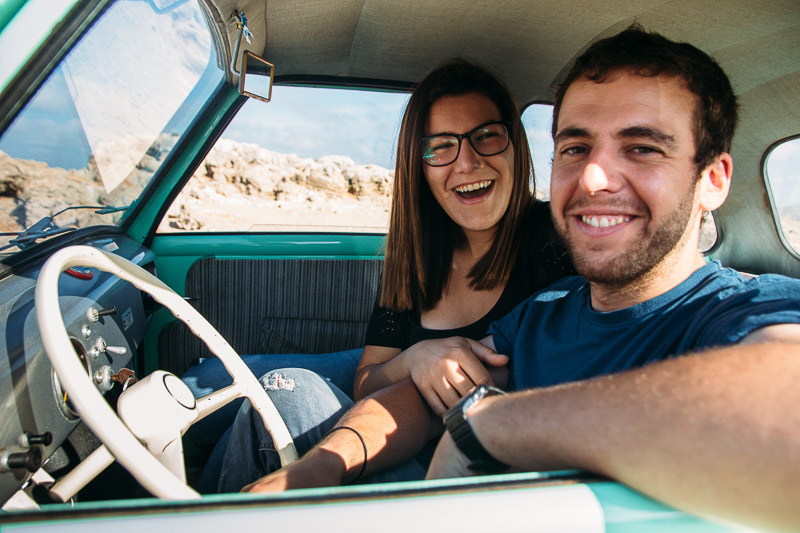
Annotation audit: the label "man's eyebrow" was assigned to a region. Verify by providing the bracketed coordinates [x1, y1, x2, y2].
[618, 126, 677, 149]
[553, 127, 590, 144]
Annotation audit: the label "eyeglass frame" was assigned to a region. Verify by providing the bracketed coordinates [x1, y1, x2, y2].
[421, 120, 512, 167]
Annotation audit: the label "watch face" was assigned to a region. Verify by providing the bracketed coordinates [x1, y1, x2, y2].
[463, 385, 490, 413]
[466, 385, 505, 411]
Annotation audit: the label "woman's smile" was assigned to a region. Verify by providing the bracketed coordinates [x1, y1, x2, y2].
[454, 180, 495, 200]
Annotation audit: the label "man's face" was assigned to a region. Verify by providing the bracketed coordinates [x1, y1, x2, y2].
[550, 72, 703, 287]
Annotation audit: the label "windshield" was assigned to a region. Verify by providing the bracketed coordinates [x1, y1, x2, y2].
[0, 0, 223, 253]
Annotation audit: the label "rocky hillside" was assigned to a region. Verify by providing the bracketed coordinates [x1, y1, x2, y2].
[162, 139, 394, 232]
[0, 138, 396, 238]
[0, 151, 112, 234]
[3, 139, 800, 253]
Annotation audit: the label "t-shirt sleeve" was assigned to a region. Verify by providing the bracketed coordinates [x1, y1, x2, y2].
[363, 299, 409, 348]
[487, 297, 531, 357]
[687, 273, 800, 349]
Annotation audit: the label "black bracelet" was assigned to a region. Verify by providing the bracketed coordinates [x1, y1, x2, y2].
[324, 425, 367, 484]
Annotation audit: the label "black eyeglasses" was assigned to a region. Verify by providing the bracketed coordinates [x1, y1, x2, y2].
[421, 121, 511, 167]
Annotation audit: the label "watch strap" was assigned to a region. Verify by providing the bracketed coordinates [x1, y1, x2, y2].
[443, 385, 509, 473]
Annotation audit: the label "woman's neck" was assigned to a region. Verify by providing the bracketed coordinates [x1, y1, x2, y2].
[460, 227, 497, 260]
[421, 236, 505, 330]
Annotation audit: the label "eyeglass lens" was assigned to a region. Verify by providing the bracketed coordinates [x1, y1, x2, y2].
[422, 122, 509, 166]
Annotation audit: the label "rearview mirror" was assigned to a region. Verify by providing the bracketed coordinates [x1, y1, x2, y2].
[239, 51, 274, 103]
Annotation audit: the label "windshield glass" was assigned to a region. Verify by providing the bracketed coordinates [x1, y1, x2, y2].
[0, 0, 223, 253]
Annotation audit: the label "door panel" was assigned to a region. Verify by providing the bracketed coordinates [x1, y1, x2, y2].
[146, 233, 385, 375]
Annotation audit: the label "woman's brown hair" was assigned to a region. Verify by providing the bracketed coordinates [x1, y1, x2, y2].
[381, 59, 536, 311]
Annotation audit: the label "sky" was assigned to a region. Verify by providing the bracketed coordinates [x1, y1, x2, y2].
[222, 85, 559, 193]
[765, 140, 800, 212]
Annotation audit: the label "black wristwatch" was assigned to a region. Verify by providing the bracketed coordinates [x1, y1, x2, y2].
[443, 385, 509, 473]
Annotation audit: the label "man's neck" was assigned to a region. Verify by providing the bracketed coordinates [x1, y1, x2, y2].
[589, 251, 707, 312]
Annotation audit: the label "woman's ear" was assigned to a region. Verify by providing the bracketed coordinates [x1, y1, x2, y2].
[698, 153, 732, 212]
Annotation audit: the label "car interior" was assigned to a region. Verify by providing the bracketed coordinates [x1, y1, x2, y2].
[0, 0, 798, 529]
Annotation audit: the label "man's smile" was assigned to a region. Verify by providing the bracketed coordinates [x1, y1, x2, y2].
[580, 214, 632, 228]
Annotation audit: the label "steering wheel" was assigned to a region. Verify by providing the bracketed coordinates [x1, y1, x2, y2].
[35, 245, 298, 500]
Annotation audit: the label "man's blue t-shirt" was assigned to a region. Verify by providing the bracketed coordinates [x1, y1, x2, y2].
[488, 261, 800, 390]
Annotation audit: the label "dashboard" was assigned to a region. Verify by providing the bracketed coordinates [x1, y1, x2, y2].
[0, 236, 157, 503]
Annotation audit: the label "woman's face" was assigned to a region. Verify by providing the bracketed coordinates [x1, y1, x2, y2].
[422, 92, 515, 240]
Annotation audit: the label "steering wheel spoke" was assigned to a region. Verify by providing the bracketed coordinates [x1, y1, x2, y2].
[35, 245, 298, 500]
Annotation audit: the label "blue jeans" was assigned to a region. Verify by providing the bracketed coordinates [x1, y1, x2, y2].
[197, 368, 426, 494]
[182, 349, 362, 452]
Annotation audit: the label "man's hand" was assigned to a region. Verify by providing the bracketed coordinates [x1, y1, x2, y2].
[425, 431, 474, 480]
[405, 337, 508, 415]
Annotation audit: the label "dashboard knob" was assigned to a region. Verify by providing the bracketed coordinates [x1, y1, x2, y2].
[19, 432, 53, 447]
[1, 447, 43, 473]
[106, 345, 127, 356]
[86, 306, 117, 322]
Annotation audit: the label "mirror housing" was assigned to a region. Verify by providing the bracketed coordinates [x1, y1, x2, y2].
[239, 51, 274, 103]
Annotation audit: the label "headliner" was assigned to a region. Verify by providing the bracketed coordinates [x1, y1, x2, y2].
[206, 0, 799, 106]
[204, 0, 800, 274]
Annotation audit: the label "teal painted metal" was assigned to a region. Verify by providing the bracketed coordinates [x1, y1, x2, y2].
[589, 482, 746, 532]
[0, 0, 81, 94]
[150, 233, 385, 291]
[0, 475, 737, 530]
[0, 0, 27, 33]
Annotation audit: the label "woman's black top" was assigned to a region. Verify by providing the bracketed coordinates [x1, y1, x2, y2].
[364, 201, 575, 349]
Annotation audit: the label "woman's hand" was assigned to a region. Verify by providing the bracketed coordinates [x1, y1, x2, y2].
[354, 337, 508, 413]
[405, 337, 508, 416]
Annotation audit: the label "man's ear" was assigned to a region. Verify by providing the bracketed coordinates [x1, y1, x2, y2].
[697, 153, 732, 212]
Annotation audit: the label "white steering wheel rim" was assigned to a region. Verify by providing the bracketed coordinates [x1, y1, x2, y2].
[35, 245, 298, 500]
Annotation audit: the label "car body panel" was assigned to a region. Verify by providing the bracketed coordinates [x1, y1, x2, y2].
[0, 0, 80, 95]
[0, 474, 752, 532]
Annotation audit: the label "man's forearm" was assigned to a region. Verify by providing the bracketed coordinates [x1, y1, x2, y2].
[354, 349, 415, 400]
[245, 378, 440, 492]
[468, 342, 800, 531]
[328, 378, 442, 480]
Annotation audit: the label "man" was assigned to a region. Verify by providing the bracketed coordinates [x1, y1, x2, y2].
[217, 27, 800, 531]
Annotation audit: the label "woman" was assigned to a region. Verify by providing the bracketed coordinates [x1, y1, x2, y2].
[354, 59, 572, 415]
[196, 59, 573, 493]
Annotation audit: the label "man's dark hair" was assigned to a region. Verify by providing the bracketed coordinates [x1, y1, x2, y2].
[552, 24, 738, 172]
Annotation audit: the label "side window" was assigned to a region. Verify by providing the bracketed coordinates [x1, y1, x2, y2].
[521, 103, 554, 199]
[765, 137, 800, 254]
[159, 86, 409, 233]
[522, 103, 718, 252]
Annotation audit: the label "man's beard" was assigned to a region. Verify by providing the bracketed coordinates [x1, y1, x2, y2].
[555, 188, 696, 289]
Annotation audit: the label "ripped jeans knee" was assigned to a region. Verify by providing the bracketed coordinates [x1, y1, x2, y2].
[260, 370, 296, 391]
[213, 368, 354, 493]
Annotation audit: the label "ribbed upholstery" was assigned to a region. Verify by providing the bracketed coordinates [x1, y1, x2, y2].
[158, 258, 382, 376]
